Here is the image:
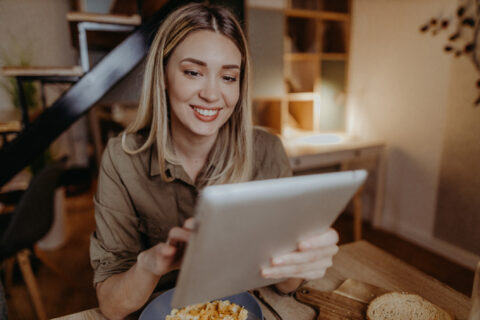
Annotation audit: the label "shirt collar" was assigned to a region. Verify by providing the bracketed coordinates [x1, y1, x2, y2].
[149, 143, 195, 186]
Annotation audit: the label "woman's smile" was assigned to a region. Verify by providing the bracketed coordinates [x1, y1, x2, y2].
[190, 105, 223, 122]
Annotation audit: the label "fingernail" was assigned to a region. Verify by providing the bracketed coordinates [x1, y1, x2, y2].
[272, 257, 283, 265]
[262, 269, 273, 277]
[300, 242, 311, 250]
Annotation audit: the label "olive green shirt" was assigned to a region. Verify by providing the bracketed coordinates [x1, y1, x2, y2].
[90, 128, 292, 285]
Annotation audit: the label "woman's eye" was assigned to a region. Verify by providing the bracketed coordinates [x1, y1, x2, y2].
[223, 75, 237, 82]
[184, 70, 201, 77]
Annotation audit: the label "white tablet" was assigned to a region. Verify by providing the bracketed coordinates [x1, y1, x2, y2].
[171, 170, 368, 308]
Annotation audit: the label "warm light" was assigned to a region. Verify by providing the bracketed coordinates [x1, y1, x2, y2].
[296, 133, 344, 145]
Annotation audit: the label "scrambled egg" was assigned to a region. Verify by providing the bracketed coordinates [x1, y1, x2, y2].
[166, 300, 248, 320]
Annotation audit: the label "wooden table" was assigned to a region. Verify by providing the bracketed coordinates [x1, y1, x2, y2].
[53, 241, 471, 320]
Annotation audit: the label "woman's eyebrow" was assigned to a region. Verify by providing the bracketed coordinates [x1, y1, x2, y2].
[180, 58, 240, 70]
[181, 57, 206, 66]
[222, 64, 240, 70]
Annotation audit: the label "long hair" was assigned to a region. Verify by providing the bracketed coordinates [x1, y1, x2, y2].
[121, 3, 253, 186]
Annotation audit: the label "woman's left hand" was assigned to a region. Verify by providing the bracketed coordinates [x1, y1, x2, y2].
[261, 228, 339, 281]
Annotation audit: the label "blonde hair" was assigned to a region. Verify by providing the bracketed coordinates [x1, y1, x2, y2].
[121, 3, 253, 186]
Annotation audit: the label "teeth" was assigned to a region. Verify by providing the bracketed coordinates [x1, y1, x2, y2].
[194, 107, 219, 116]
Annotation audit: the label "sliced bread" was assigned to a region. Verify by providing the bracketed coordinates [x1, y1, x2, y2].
[366, 292, 453, 320]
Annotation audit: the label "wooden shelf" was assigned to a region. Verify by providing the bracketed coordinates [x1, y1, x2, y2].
[285, 8, 321, 19]
[285, 9, 349, 21]
[253, 99, 283, 134]
[321, 53, 348, 60]
[284, 53, 348, 61]
[284, 53, 320, 60]
[66, 12, 141, 26]
[288, 92, 319, 101]
[1, 66, 84, 77]
[320, 12, 349, 21]
[0, 121, 21, 133]
[248, 0, 351, 134]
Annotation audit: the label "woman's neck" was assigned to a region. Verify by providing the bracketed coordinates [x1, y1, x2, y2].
[171, 126, 217, 183]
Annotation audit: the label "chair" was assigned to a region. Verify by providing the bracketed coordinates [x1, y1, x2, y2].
[0, 279, 7, 319]
[0, 161, 65, 320]
[470, 261, 480, 320]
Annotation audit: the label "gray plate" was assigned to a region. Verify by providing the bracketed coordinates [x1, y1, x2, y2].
[139, 288, 263, 320]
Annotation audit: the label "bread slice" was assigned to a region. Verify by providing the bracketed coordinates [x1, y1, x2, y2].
[366, 292, 453, 320]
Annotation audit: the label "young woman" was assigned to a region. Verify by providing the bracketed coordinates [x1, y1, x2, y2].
[90, 3, 339, 319]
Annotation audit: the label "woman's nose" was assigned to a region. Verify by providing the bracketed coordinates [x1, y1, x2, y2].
[199, 78, 220, 102]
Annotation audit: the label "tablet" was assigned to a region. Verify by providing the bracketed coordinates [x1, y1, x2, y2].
[171, 170, 368, 308]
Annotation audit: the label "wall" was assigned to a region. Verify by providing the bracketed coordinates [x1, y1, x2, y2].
[435, 56, 480, 255]
[347, 0, 480, 268]
[0, 0, 77, 114]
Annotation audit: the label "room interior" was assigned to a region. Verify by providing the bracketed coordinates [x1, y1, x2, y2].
[0, 0, 479, 319]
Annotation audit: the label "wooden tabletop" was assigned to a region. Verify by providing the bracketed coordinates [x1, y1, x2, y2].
[52, 241, 471, 320]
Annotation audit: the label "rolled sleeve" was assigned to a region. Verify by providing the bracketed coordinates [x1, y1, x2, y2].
[90, 139, 142, 285]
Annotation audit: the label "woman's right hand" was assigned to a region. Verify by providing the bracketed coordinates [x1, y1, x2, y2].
[137, 218, 195, 276]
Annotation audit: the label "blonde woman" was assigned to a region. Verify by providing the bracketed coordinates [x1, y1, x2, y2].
[90, 3, 339, 319]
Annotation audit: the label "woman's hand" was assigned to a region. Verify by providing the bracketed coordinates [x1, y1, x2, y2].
[137, 218, 195, 276]
[261, 228, 339, 282]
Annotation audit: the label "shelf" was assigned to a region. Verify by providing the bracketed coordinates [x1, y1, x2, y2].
[66, 12, 141, 25]
[253, 99, 283, 134]
[286, 16, 318, 53]
[319, 12, 349, 21]
[285, 8, 320, 18]
[285, 9, 349, 21]
[284, 53, 347, 61]
[284, 53, 320, 60]
[287, 92, 319, 101]
[1, 66, 84, 77]
[289, 0, 350, 13]
[321, 53, 348, 60]
[321, 20, 348, 53]
[248, 0, 351, 134]
[0, 121, 21, 133]
[285, 59, 317, 93]
[288, 99, 316, 131]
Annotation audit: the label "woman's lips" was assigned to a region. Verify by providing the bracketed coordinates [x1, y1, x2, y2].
[190, 105, 222, 122]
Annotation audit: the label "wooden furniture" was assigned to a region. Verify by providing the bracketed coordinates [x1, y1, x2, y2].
[470, 261, 480, 320]
[248, 0, 351, 134]
[0, 120, 21, 147]
[0, 162, 65, 320]
[284, 137, 386, 235]
[248, 0, 364, 238]
[66, 12, 140, 71]
[51, 240, 471, 320]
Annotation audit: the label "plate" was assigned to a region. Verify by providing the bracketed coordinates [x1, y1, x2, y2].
[139, 288, 263, 320]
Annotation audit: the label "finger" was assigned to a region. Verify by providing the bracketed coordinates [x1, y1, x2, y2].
[298, 269, 329, 281]
[262, 259, 333, 279]
[140, 243, 177, 276]
[271, 245, 338, 266]
[155, 243, 184, 272]
[183, 218, 196, 230]
[154, 242, 176, 257]
[167, 227, 191, 246]
[298, 228, 339, 251]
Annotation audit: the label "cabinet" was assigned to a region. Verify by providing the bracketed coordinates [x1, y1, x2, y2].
[248, 0, 351, 135]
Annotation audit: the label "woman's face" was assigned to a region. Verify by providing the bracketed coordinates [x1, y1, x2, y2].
[165, 30, 242, 140]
